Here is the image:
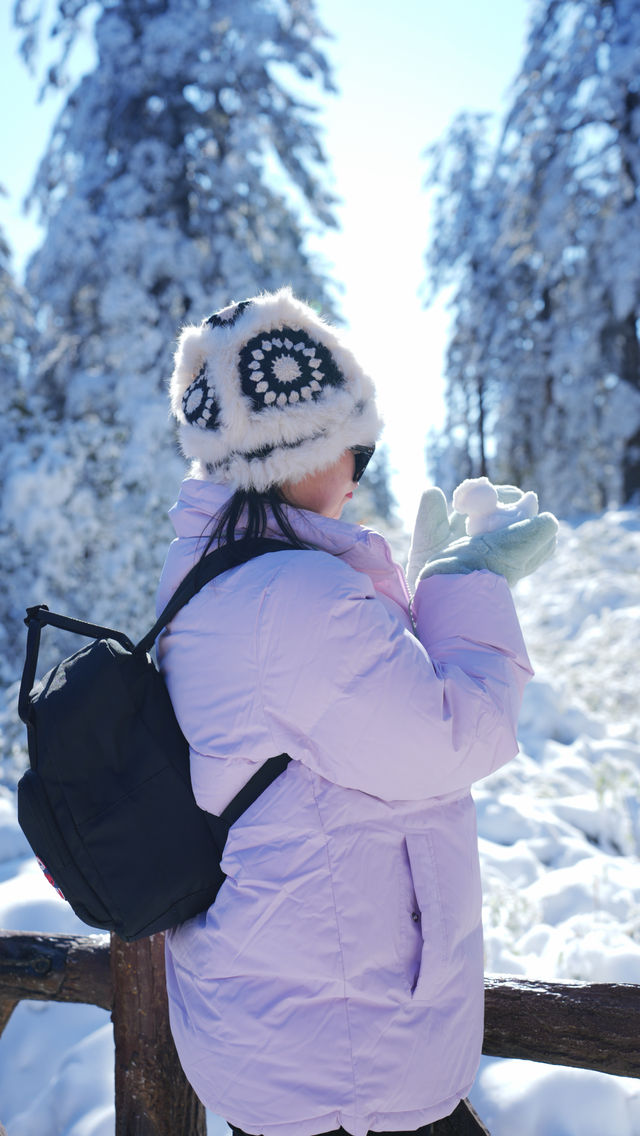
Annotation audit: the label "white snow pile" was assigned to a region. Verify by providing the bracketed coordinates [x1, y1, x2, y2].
[471, 507, 640, 1134]
[0, 507, 639, 1135]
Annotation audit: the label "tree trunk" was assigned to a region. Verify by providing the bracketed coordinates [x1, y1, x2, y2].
[601, 310, 640, 502]
[476, 375, 488, 478]
[111, 933, 206, 1136]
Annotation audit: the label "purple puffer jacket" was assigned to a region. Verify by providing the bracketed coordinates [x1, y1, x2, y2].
[157, 478, 532, 1136]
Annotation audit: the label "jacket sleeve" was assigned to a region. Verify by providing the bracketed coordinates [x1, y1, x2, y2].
[258, 553, 533, 801]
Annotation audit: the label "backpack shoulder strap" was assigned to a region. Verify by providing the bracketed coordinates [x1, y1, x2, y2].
[136, 537, 298, 655]
[220, 752, 292, 828]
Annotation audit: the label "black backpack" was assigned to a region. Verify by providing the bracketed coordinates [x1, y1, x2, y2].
[17, 537, 296, 941]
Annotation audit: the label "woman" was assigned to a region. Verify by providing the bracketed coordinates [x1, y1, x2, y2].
[156, 288, 547, 1136]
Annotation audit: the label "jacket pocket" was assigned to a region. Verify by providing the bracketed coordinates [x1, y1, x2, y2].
[403, 831, 446, 1001]
[404, 802, 483, 1002]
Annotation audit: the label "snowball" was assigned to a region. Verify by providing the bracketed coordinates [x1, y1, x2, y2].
[452, 476, 539, 536]
[452, 476, 498, 516]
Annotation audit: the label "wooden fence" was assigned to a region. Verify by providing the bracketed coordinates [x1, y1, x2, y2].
[1, 929, 639, 1135]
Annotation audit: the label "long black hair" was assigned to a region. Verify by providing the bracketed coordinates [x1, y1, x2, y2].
[200, 487, 310, 556]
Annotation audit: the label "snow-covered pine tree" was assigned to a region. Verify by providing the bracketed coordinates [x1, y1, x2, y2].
[4, 0, 338, 666]
[0, 215, 36, 690]
[425, 0, 640, 515]
[423, 112, 505, 488]
[0, 213, 31, 412]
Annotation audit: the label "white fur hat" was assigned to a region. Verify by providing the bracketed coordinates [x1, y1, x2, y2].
[169, 288, 382, 491]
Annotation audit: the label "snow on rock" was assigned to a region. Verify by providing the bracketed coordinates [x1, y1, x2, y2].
[517, 678, 606, 758]
[472, 1057, 640, 1136]
[523, 854, 640, 926]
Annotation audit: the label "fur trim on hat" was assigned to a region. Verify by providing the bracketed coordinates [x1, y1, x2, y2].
[169, 287, 383, 491]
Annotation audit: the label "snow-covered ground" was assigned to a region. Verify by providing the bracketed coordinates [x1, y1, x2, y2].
[470, 507, 640, 1134]
[0, 508, 639, 1135]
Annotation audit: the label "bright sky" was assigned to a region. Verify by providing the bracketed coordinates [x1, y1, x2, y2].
[0, 0, 530, 526]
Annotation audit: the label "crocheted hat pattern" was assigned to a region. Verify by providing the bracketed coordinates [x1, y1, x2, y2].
[169, 288, 382, 491]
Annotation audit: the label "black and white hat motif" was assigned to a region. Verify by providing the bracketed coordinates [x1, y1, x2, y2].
[170, 288, 382, 491]
[238, 326, 345, 411]
[181, 365, 220, 430]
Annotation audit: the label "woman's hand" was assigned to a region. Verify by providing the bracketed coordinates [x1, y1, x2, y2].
[407, 484, 558, 591]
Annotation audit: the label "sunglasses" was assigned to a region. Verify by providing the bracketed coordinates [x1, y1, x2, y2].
[350, 445, 376, 483]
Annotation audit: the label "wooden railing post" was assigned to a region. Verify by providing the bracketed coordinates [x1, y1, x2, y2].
[111, 933, 206, 1135]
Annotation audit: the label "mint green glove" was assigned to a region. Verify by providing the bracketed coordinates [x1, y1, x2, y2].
[406, 484, 528, 591]
[406, 487, 462, 593]
[407, 485, 558, 590]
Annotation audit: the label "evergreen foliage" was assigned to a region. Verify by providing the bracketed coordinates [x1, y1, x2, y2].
[0, 216, 36, 687]
[0, 211, 31, 404]
[2, 0, 340, 674]
[426, 0, 640, 516]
